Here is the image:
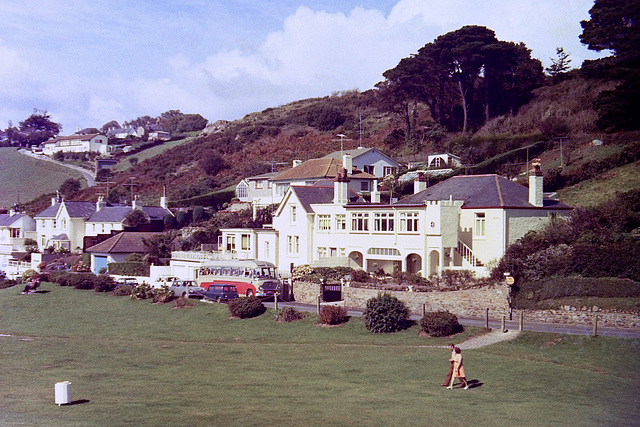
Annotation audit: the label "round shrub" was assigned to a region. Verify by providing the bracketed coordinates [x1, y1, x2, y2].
[275, 306, 305, 322]
[319, 305, 348, 325]
[420, 311, 463, 337]
[49, 271, 73, 286]
[174, 296, 195, 308]
[21, 269, 37, 283]
[363, 293, 410, 333]
[70, 272, 97, 290]
[350, 269, 370, 283]
[152, 285, 174, 303]
[113, 284, 133, 296]
[228, 296, 266, 318]
[131, 282, 154, 300]
[93, 275, 115, 292]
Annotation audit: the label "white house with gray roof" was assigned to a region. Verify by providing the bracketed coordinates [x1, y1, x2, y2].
[220, 161, 571, 278]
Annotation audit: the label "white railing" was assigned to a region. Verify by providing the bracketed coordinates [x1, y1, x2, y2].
[170, 251, 237, 262]
[456, 240, 483, 267]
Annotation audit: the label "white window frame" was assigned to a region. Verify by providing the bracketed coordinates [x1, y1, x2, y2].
[317, 214, 331, 231]
[373, 212, 394, 232]
[475, 212, 486, 238]
[399, 212, 419, 232]
[351, 212, 369, 232]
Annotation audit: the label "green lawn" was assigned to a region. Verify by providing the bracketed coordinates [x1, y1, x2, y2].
[0, 147, 86, 207]
[1, 283, 639, 426]
[112, 134, 198, 172]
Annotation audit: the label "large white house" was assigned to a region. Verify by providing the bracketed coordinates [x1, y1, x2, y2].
[0, 210, 36, 278]
[42, 134, 110, 156]
[218, 162, 571, 278]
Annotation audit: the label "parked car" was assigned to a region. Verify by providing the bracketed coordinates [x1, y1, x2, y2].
[115, 277, 138, 286]
[202, 283, 239, 302]
[170, 280, 205, 298]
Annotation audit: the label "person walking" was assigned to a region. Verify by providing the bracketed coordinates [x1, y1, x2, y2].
[447, 347, 469, 390]
[441, 343, 456, 386]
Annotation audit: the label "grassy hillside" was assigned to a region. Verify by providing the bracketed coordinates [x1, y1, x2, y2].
[558, 160, 640, 208]
[0, 148, 86, 208]
[111, 133, 198, 172]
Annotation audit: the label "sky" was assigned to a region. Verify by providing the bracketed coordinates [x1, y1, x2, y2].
[0, 0, 606, 134]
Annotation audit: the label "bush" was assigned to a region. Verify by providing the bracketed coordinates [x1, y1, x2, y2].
[0, 279, 18, 289]
[108, 261, 150, 277]
[113, 284, 133, 296]
[21, 269, 37, 284]
[228, 296, 266, 318]
[174, 296, 195, 308]
[420, 311, 463, 337]
[131, 282, 154, 300]
[93, 275, 115, 292]
[363, 293, 410, 333]
[319, 305, 348, 325]
[69, 272, 96, 290]
[275, 306, 306, 322]
[49, 271, 74, 286]
[350, 269, 370, 283]
[152, 285, 174, 303]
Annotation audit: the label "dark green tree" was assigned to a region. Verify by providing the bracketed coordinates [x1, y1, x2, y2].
[176, 114, 208, 132]
[159, 110, 184, 133]
[100, 120, 120, 133]
[142, 232, 177, 260]
[580, 0, 640, 130]
[546, 47, 573, 82]
[12, 110, 62, 146]
[59, 178, 81, 198]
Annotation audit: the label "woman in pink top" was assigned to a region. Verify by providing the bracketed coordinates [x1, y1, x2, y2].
[447, 347, 469, 390]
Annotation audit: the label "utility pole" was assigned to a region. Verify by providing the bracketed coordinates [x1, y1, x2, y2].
[122, 177, 140, 204]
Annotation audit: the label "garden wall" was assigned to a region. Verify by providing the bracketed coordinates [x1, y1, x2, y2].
[293, 281, 640, 328]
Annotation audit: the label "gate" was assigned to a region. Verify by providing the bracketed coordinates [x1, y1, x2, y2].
[321, 283, 342, 302]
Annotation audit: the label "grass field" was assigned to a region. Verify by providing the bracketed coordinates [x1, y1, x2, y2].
[558, 160, 640, 208]
[1, 283, 639, 426]
[0, 148, 86, 207]
[112, 134, 198, 172]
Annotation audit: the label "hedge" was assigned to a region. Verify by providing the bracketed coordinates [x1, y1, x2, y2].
[108, 261, 150, 277]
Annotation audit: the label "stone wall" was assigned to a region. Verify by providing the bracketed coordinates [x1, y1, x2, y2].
[292, 281, 640, 328]
[293, 281, 510, 318]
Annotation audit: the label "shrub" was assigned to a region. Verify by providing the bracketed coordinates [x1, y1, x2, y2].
[70, 272, 96, 290]
[275, 306, 306, 322]
[319, 305, 348, 325]
[93, 274, 115, 292]
[131, 282, 154, 300]
[363, 293, 410, 333]
[228, 296, 266, 318]
[113, 284, 133, 296]
[108, 261, 150, 277]
[152, 285, 174, 303]
[21, 269, 37, 283]
[49, 271, 74, 286]
[0, 279, 18, 289]
[350, 269, 370, 283]
[174, 296, 195, 308]
[420, 311, 463, 337]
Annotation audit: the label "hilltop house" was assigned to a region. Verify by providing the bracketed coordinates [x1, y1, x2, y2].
[269, 154, 377, 206]
[41, 134, 110, 156]
[217, 161, 570, 277]
[322, 147, 402, 179]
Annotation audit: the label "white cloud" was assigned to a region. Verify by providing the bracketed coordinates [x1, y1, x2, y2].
[0, 1, 606, 133]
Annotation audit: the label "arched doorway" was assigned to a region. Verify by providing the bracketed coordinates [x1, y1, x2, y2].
[429, 250, 439, 276]
[348, 251, 363, 268]
[406, 253, 422, 275]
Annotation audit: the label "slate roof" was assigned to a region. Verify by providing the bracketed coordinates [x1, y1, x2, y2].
[246, 171, 279, 181]
[291, 185, 364, 213]
[85, 232, 166, 254]
[0, 213, 28, 227]
[271, 157, 376, 182]
[87, 206, 172, 223]
[323, 147, 401, 166]
[396, 174, 571, 209]
[43, 134, 102, 145]
[34, 202, 96, 219]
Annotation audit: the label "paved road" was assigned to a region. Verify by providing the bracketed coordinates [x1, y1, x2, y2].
[263, 300, 640, 339]
[18, 149, 96, 186]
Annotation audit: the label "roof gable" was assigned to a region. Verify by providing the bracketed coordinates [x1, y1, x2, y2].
[272, 157, 375, 182]
[85, 231, 166, 253]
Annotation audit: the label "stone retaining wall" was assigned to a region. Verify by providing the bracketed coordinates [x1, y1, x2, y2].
[292, 281, 640, 329]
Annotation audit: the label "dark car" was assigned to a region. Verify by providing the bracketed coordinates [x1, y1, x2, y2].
[203, 283, 239, 302]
